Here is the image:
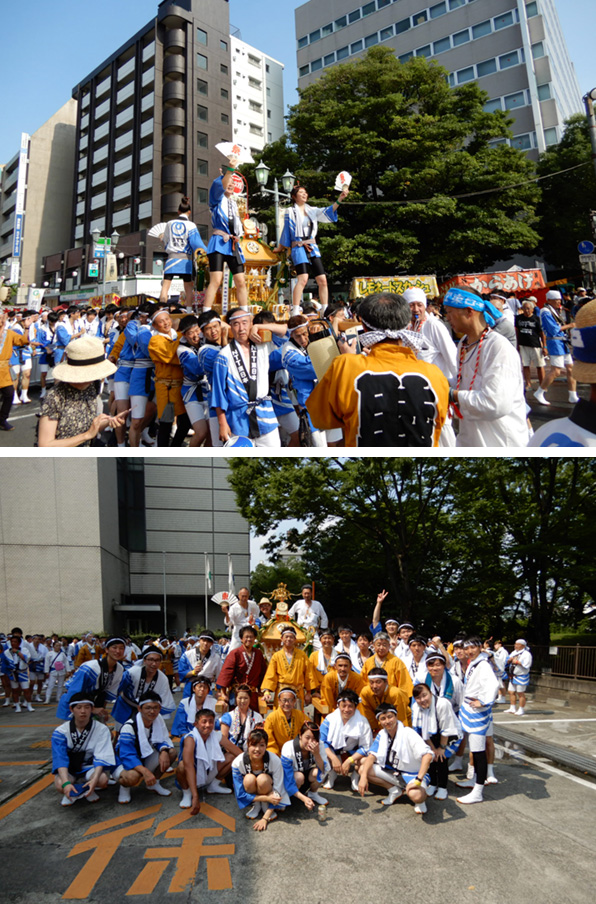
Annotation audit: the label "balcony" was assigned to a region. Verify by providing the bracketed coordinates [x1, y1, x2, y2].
[164, 55, 186, 79]
[163, 107, 185, 132]
[164, 28, 186, 53]
[161, 163, 185, 189]
[163, 82, 185, 105]
[162, 134, 185, 159]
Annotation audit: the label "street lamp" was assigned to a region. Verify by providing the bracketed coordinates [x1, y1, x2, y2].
[255, 161, 296, 242]
[91, 228, 120, 303]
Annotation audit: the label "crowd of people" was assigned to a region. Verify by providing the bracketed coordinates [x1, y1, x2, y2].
[2, 156, 595, 446]
[1, 283, 595, 447]
[1, 588, 534, 829]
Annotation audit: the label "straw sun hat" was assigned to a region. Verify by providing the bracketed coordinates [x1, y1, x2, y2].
[571, 299, 596, 384]
[52, 336, 116, 383]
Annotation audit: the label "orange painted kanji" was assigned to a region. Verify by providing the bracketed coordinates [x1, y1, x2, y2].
[142, 827, 235, 894]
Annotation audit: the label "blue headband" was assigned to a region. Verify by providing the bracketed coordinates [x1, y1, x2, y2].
[571, 324, 596, 363]
[443, 288, 502, 328]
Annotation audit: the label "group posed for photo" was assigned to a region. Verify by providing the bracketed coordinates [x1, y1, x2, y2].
[1, 588, 534, 830]
[2, 151, 595, 447]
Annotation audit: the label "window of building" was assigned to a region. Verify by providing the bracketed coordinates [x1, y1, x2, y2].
[143, 41, 155, 62]
[298, 36, 308, 49]
[221, 63, 228, 75]
[488, 138, 507, 148]
[197, 159, 208, 176]
[81, 92, 90, 109]
[197, 104, 208, 121]
[544, 127, 558, 146]
[324, 52, 336, 65]
[396, 19, 411, 35]
[299, 64, 310, 77]
[348, 9, 361, 24]
[453, 29, 470, 46]
[115, 131, 133, 152]
[220, 39, 228, 51]
[221, 113, 229, 124]
[433, 36, 451, 54]
[309, 29, 321, 43]
[249, 100, 262, 112]
[477, 58, 497, 76]
[266, 87, 271, 95]
[197, 130, 208, 148]
[117, 82, 134, 105]
[322, 23, 334, 37]
[249, 124, 263, 135]
[93, 146, 108, 167]
[457, 67, 475, 84]
[335, 16, 347, 29]
[94, 122, 109, 142]
[362, 2, 376, 17]
[537, 83, 551, 101]
[140, 118, 153, 138]
[139, 172, 153, 191]
[221, 88, 229, 99]
[142, 67, 155, 88]
[351, 40, 363, 54]
[118, 56, 135, 81]
[96, 74, 111, 98]
[531, 42, 545, 59]
[399, 51, 414, 63]
[248, 76, 262, 89]
[484, 98, 502, 113]
[511, 133, 532, 150]
[504, 91, 526, 110]
[429, 2, 447, 18]
[472, 20, 492, 39]
[114, 155, 132, 176]
[337, 46, 349, 61]
[248, 54, 261, 67]
[91, 167, 107, 187]
[197, 28, 207, 45]
[499, 50, 520, 69]
[116, 108, 134, 130]
[380, 26, 394, 41]
[526, 2, 538, 17]
[365, 33, 379, 48]
[197, 187, 208, 204]
[413, 11, 428, 26]
[117, 460, 146, 553]
[267, 109, 271, 118]
[416, 45, 432, 58]
[378, 0, 392, 8]
[95, 98, 110, 120]
[91, 192, 106, 210]
[494, 12, 514, 30]
[311, 58, 323, 71]
[197, 78, 208, 95]
[138, 200, 152, 220]
[139, 145, 153, 164]
[448, 0, 465, 9]
[197, 53, 208, 70]
[266, 64, 270, 72]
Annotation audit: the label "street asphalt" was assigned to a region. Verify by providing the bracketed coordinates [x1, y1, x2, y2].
[1, 692, 595, 904]
[0, 375, 588, 449]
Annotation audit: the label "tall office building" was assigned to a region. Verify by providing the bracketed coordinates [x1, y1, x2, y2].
[0, 101, 77, 288]
[0, 459, 250, 636]
[230, 31, 285, 152]
[295, 0, 582, 157]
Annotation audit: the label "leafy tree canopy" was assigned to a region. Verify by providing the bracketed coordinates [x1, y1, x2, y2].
[228, 458, 596, 645]
[536, 114, 596, 269]
[242, 48, 540, 281]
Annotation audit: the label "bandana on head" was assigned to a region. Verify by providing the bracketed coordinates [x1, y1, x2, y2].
[443, 288, 502, 328]
[359, 319, 427, 351]
[228, 310, 252, 323]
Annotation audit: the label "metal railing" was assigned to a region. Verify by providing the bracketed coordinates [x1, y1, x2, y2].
[513, 644, 596, 681]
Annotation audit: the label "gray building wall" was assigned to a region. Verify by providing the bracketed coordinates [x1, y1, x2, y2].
[294, 0, 582, 157]
[0, 459, 250, 637]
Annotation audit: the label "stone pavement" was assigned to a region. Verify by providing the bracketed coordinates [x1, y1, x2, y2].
[1, 694, 595, 903]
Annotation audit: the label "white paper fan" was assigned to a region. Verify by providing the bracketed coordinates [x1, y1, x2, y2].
[148, 222, 167, 238]
[334, 171, 352, 192]
[215, 141, 255, 165]
[211, 590, 239, 607]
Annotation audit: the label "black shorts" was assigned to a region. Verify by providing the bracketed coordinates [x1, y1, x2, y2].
[208, 252, 245, 276]
[164, 271, 194, 282]
[294, 257, 326, 278]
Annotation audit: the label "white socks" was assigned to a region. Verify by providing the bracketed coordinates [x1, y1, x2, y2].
[118, 785, 131, 804]
[568, 391, 580, 403]
[308, 789, 328, 806]
[322, 769, 336, 790]
[533, 388, 549, 405]
[457, 784, 484, 804]
[382, 786, 403, 806]
[179, 788, 192, 809]
[149, 781, 171, 796]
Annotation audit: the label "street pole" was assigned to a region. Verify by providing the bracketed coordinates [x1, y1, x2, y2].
[273, 177, 280, 243]
[584, 90, 596, 184]
[162, 551, 167, 636]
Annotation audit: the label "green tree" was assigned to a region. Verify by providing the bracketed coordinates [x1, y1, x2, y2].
[536, 113, 596, 270]
[250, 559, 310, 604]
[228, 458, 596, 644]
[242, 48, 540, 282]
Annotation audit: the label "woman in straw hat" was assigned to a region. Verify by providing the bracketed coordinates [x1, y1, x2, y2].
[38, 335, 129, 447]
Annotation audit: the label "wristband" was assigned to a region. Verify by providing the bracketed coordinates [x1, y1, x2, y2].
[62, 781, 72, 789]
[348, 755, 355, 765]
[225, 166, 237, 173]
[412, 778, 422, 786]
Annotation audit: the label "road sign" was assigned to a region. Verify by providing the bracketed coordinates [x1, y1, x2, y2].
[579, 254, 596, 263]
[93, 237, 111, 259]
[88, 263, 99, 278]
[578, 240, 595, 254]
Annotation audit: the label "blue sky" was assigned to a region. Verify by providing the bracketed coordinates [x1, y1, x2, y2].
[0, 0, 593, 162]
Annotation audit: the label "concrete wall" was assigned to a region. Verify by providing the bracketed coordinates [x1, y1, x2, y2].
[22, 99, 77, 286]
[531, 674, 596, 713]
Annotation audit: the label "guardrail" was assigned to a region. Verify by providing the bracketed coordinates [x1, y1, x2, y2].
[512, 644, 596, 681]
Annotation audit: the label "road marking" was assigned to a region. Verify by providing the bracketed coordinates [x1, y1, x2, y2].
[495, 744, 596, 790]
[83, 804, 162, 837]
[0, 760, 48, 766]
[0, 773, 54, 822]
[495, 717, 596, 724]
[3, 410, 39, 421]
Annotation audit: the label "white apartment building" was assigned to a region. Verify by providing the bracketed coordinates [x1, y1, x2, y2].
[230, 31, 285, 153]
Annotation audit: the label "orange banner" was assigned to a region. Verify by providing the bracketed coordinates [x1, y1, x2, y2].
[439, 270, 545, 297]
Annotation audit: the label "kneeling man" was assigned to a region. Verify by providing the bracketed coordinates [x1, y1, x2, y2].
[51, 691, 115, 806]
[176, 707, 238, 812]
[115, 691, 176, 803]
